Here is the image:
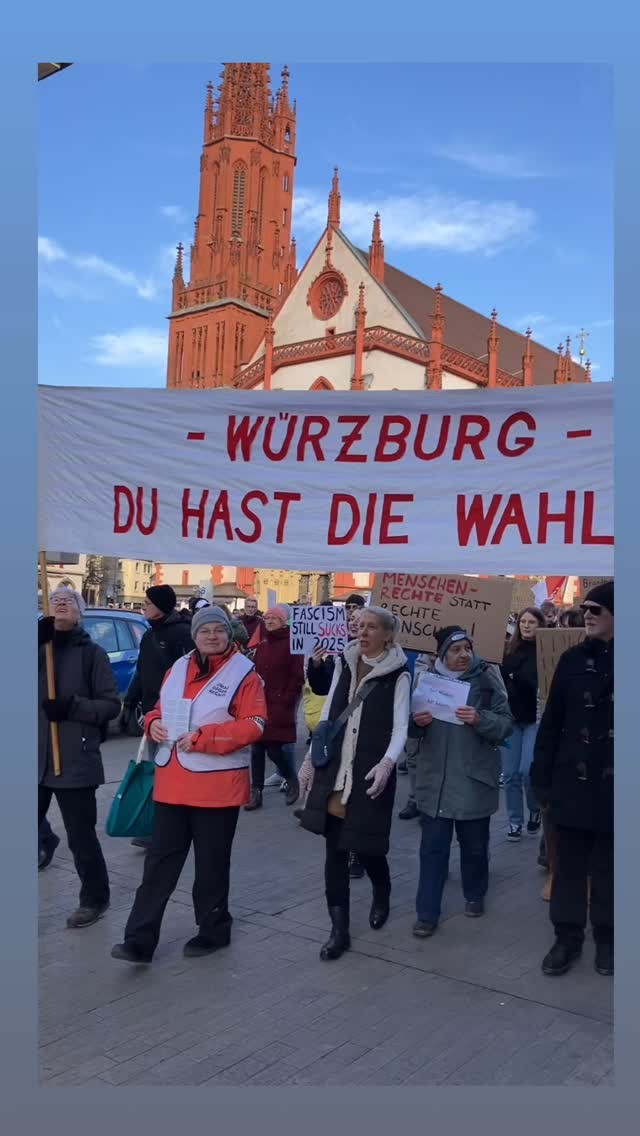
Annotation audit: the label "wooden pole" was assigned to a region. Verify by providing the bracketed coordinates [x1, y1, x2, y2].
[39, 552, 61, 777]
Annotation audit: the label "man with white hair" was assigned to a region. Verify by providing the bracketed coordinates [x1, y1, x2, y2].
[38, 585, 121, 928]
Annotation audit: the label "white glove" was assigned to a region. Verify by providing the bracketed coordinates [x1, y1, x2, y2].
[298, 753, 314, 798]
[365, 756, 395, 799]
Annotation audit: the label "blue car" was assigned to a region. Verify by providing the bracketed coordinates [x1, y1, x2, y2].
[81, 607, 149, 735]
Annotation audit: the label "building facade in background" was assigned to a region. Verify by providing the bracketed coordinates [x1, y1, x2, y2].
[161, 63, 590, 608]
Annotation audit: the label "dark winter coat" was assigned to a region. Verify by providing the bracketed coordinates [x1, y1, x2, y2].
[301, 643, 409, 857]
[239, 612, 264, 641]
[529, 638, 613, 833]
[253, 626, 304, 743]
[125, 610, 194, 713]
[38, 627, 121, 789]
[410, 658, 513, 821]
[306, 654, 335, 696]
[500, 640, 538, 725]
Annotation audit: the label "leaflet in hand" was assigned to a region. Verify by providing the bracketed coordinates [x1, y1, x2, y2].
[163, 698, 192, 741]
[411, 672, 470, 726]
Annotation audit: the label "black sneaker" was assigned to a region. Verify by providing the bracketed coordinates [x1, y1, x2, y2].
[507, 824, 522, 841]
[465, 900, 485, 917]
[66, 903, 110, 929]
[541, 940, 582, 976]
[348, 852, 365, 879]
[413, 920, 437, 938]
[594, 942, 613, 976]
[183, 934, 230, 958]
[111, 941, 152, 965]
[527, 811, 541, 834]
[38, 832, 60, 871]
[398, 801, 419, 820]
[397, 760, 408, 775]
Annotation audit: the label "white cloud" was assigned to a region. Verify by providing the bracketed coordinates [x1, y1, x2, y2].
[433, 141, 555, 179]
[38, 236, 67, 262]
[38, 236, 161, 300]
[294, 188, 536, 256]
[160, 205, 188, 223]
[90, 328, 167, 368]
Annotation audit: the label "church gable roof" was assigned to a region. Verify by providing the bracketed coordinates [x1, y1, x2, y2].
[356, 253, 580, 385]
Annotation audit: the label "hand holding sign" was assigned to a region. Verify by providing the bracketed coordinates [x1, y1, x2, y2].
[454, 706, 480, 726]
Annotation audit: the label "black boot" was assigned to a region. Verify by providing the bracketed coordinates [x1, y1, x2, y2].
[541, 939, 582, 976]
[244, 788, 263, 811]
[398, 801, 419, 820]
[320, 906, 350, 960]
[594, 941, 613, 976]
[369, 886, 391, 930]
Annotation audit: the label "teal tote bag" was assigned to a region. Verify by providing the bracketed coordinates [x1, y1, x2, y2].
[106, 736, 156, 840]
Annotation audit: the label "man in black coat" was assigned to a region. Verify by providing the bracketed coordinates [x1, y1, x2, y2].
[530, 582, 614, 977]
[123, 585, 194, 848]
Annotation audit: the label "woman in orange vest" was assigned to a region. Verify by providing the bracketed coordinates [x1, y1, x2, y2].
[111, 606, 266, 965]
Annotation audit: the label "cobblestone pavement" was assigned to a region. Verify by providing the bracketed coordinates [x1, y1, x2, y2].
[39, 734, 613, 1086]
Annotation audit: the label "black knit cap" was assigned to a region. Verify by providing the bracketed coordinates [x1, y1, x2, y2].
[584, 581, 614, 615]
[434, 624, 472, 659]
[344, 593, 365, 607]
[146, 585, 177, 615]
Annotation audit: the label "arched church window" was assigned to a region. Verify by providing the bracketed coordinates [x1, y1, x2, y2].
[231, 164, 247, 238]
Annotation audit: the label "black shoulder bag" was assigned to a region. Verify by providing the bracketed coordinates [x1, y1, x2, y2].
[310, 681, 378, 769]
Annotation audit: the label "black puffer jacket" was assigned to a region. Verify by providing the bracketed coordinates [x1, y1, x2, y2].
[500, 640, 538, 725]
[530, 638, 613, 832]
[38, 628, 121, 789]
[124, 611, 194, 713]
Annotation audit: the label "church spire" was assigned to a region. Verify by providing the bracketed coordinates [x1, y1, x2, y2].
[327, 167, 341, 228]
[204, 81, 214, 143]
[368, 213, 384, 282]
[167, 63, 297, 389]
[213, 63, 272, 143]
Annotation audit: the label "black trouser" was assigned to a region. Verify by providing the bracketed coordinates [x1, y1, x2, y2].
[39, 816, 56, 850]
[124, 802, 239, 958]
[550, 825, 613, 946]
[324, 813, 390, 908]
[38, 785, 110, 908]
[250, 742, 296, 791]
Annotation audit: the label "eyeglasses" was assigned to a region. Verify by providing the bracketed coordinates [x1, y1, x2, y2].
[579, 603, 604, 616]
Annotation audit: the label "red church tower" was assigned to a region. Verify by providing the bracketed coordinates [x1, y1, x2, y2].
[166, 63, 298, 388]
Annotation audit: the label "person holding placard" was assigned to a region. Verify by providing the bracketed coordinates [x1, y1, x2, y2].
[500, 607, 546, 842]
[411, 627, 513, 938]
[297, 607, 410, 961]
[111, 606, 267, 964]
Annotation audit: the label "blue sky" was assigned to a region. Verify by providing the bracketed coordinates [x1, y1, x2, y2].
[39, 62, 613, 386]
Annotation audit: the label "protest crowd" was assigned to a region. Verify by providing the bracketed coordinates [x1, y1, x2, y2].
[38, 576, 614, 980]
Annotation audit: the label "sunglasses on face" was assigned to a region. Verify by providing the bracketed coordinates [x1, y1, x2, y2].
[580, 603, 604, 616]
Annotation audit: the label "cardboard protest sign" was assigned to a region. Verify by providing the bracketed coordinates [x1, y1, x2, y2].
[370, 573, 513, 663]
[510, 577, 540, 614]
[290, 604, 348, 656]
[536, 628, 586, 709]
[578, 577, 613, 598]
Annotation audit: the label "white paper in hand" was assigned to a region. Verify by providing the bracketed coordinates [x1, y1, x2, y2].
[411, 672, 470, 726]
[163, 698, 192, 741]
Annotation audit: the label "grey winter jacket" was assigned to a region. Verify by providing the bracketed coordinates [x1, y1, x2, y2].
[410, 658, 513, 821]
[38, 627, 121, 789]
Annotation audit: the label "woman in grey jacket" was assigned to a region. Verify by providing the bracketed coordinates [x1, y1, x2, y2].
[411, 626, 513, 938]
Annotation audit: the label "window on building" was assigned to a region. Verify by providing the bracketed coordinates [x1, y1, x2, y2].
[282, 208, 287, 226]
[182, 571, 189, 586]
[231, 164, 247, 237]
[283, 174, 290, 192]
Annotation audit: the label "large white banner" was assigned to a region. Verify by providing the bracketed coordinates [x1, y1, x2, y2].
[38, 383, 613, 574]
